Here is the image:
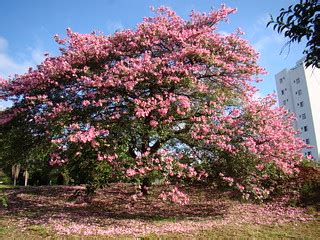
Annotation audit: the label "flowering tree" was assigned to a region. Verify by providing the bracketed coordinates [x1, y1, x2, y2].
[0, 5, 306, 203]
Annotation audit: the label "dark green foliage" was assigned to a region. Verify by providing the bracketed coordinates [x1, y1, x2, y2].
[206, 150, 288, 201]
[0, 111, 61, 186]
[0, 190, 8, 208]
[268, 0, 320, 68]
[274, 159, 320, 208]
[298, 160, 320, 208]
[0, 170, 10, 185]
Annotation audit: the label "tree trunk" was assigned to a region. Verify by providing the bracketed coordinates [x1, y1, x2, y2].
[23, 169, 29, 186]
[11, 164, 21, 186]
[141, 178, 151, 195]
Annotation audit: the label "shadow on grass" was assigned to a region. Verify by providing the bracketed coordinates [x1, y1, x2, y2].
[0, 184, 231, 227]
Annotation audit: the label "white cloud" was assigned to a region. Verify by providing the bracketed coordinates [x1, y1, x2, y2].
[0, 36, 46, 78]
[253, 90, 265, 100]
[0, 36, 8, 51]
[248, 13, 270, 38]
[256, 14, 270, 28]
[0, 37, 48, 109]
[253, 33, 285, 52]
[106, 20, 124, 33]
[0, 53, 31, 78]
[218, 31, 230, 36]
[30, 47, 46, 64]
[248, 13, 287, 53]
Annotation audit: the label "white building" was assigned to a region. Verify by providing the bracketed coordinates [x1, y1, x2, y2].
[275, 58, 320, 161]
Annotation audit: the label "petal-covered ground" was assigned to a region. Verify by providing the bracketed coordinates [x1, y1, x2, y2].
[0, 184, 316, 237]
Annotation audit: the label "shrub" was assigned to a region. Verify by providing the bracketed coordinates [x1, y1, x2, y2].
[0, 190, 8, 208]
[298, 160, 320, 208]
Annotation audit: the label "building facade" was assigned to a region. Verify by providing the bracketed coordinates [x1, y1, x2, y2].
[275, 58, 320, 161]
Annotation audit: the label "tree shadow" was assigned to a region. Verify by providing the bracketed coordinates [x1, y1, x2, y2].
[0, 184, 232, 227]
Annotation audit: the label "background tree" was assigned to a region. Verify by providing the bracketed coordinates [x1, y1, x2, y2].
[268, 0, 320, 68]
[0, 5, 306, 203]
[0, 110, 54, 186]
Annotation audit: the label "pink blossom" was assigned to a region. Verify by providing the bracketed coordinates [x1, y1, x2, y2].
[126, 169, 136, 177]
[150, 120, 159, 127]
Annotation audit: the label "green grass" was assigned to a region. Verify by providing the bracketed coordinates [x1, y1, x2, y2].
[0, 218, 319, 239]
[26, 225, 52, 237]
[0, 226, 6, 236]
[0, 185, 16, 189]
[209, 222, 320, 239]
[0, 219, 55, 239]
[145, 220, 320, 239]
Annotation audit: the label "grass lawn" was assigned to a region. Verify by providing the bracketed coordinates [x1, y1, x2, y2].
[0, 184, 318, 239]
[0, 218, 319, 239]
[0, 185, 16, 189]
[148, 221, 320, 239]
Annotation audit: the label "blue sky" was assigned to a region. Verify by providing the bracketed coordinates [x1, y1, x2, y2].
[0, 0, 305, 107]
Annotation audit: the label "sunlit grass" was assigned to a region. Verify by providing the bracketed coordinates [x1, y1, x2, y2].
[144, 221, 320, 239]
[0, 218, 319, 239]
[0, 185, 16, 189]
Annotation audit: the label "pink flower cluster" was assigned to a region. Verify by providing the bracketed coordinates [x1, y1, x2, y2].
[159, 187, 189, 205]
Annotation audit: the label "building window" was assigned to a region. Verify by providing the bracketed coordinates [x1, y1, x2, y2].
[302, 113, 306, 119]
[298, 101, 304, 107]
[296, 78, 300, 84]
[280, 78, 283, 83]
[281, 90, 285, 95]
[304, 126, 308, 132]
[306, 138, 310, 144]
[298, 89, 302, 95]
[307, 151, 312, 156]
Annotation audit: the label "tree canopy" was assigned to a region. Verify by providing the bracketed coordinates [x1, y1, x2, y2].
[0, 5, 307, 203]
